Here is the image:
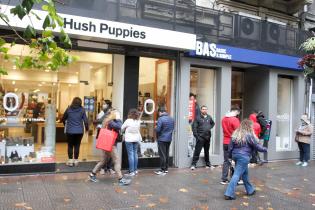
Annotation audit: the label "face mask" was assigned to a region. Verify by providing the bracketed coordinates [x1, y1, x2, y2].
[102, 104, 108, 110]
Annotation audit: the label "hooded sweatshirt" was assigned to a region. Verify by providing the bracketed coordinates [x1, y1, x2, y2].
[249, 114, 261, 138]
[221, 111, 240, 144]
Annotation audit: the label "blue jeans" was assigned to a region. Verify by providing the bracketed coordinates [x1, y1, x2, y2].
[224, 154, 255, 199]
[125, 142, 138, 173]
[298, 142, 310, 162]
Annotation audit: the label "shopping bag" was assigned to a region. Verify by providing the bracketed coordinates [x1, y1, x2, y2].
[96, 128, 118, 152]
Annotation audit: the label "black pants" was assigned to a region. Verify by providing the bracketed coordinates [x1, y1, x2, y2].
[298, 142, 310, 162]
[158, 141, 171, 171]
[221, 144, 231, 181]
[263, 140, 268, 161]
[67, 133, 83, 159]
[192, 137, 210, 166]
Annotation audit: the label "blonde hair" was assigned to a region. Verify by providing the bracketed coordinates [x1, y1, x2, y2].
[232, 119, 254, 144]
[102, 110, 116, 127]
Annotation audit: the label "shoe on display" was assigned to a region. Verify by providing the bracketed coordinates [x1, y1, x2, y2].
[220, 180, 229, 185]
[237, 180, 244, 185]
[301, 162, 308, 167]
[119, 177, 131, 186]
[190, 165, 196, 170]
[154, 170, 167, 175]
[74, 159, 79, 167]
[89, 174, 98, 183]
[295, 161, 303, 166]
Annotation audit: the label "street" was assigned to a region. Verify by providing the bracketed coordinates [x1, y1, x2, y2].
[0, 160, 314, 210]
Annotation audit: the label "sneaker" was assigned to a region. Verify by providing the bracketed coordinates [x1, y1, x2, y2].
[220, 180, 229, 185]
[296, 161, 303, 166]
[109, 169, 116, 174]
[100, 169, 106, 175]
[154, 170, 166, 175]
[302, 162, 308, 167]
[237, 180, 244, 185]
[164, 170, 168, 173]
[224, 195, 235, 200]
[190, 165, 196, 170]
[125, 172, 136, 177]
[66, 159, 74, 167]
[74, 159, 79, 167]
[119, 178, 131, 186]
[248, 190, 256, 196]
[89, 174, 98, 183]
[135, 170, 138, 174]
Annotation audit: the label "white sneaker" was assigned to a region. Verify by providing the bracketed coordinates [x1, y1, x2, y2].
[190, 165, 196, 170]
[125, 172, 136, 177]
[296, 161, 303, 166]
[302, 162, 308, 167]
[74, 159, 79, 167]
[100, 169, 106, 175]
[66, 159, 74, 167]
[237, 180, 244, 185]
[109, 169, 116, 174]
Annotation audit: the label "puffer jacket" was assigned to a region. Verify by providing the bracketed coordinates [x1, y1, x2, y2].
[62, 106, 88, 134]
[229, 134, 267, 158]
[192, 114, 215, 140]
[155, 113, 175, 142]
[249, 114, 261, 138]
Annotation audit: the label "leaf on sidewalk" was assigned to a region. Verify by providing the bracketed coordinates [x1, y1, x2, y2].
[24, 206, 33, 210]
[179, 188, 188, 193]
[201, 179, 209, 184]
[159, 197, 169, 204]
[292, 188, 300, 190]
[242, 202, 249, 207]
[258, 207, 264, 210]
[267, 208, 274, 210]
[243, 196, 249, 199]
[256, 187, 262, 191]
[309, 193, 315, 197]
[64, 198, 71, 202]
[230, 208, 238, 210]
[197, 205, 209, 210]
[114, 187, 123, 193]
[147, 203, 156, 208]
[140, 194, 153, 197]
[15, 203, 27, 207]
[259, 195, 265, 198]
[304, 178, 309, 182]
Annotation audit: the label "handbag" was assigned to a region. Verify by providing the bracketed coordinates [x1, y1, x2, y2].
[96, 128, 118, 152]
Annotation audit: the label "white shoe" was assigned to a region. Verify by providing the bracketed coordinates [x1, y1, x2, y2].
[296, 161, 303, 166]
[100, 169, 106, 175]
[74, 159, 79, 167]
[237, 180, 244, 185]
[302, 162, 308, 167]
[66, 159, 74, 167]
[125, 172, 136, 177]
[190, 165, 196, 170]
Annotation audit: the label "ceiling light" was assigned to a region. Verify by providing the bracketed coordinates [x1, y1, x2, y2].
[33, 89, 40, 93]
[38, 84, 42, 87]
[14, 88, 18, 92]
[12, 65, 16, 70]
[45, 69, 50, 72]
[42, 82, 46, 84]
[75, 72, 79, 74]
[68, 84, 72, 87]
[52, 83, 56, 86]
[12, 81, 15, 85]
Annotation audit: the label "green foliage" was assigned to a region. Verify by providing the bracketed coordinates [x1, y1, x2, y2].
[0, 0, 76, 75]
[300, 37, 315, 54]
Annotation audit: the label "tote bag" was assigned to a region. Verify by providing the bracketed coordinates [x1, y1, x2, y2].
[96, 128, 118, 152]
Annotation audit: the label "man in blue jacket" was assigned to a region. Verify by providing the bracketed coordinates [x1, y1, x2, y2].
[154, 108, 175, 175]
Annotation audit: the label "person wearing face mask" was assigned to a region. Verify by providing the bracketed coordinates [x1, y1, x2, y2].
[295, 114, 313, 167]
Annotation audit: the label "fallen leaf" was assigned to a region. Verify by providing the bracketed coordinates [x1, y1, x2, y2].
[140, 194, 153, 197]
[236, 191, 241, 195]
[15, 203, 27, 207]
[310, 193, 315, 197]
[243, 202, 249, 207]
[243, 196, 249, 199]
[131, 205, 140, 208]
[64, 198, 71, 202]
[256, 187, 262, 191]
[114, 187, 123, 193]
[147, 203, 156, 208]
[159, 197, 168, 204]
[197, 205, 209, 210]
[230, 208, 238, 210]
[258, 184, 265, 187]
[266, 202, 271, 206]
[304, 179, 309, 182]
[24, 207, 33, 210]
[201, 179, 209, 184]
[267, 208, 274, 210]
[280, 178, 285, 181]
[258, 207, 264, 210]
[179, 188, 188, 193]
[259, 195, 265, 198]
[123, 191, 127, 194]
[293, 188, 300, 191]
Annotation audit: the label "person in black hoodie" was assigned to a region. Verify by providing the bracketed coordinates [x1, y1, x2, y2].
[62, 97, 89, 167]
[190, 105, 215, 170]
[255, 110, 269, 163]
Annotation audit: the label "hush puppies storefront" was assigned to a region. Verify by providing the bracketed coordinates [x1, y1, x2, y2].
[0, 4, 196, 174]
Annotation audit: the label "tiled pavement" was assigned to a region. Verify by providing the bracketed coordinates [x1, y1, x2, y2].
[0, 160, 315, 210]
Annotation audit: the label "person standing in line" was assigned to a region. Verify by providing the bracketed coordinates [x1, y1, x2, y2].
[224, 119, 267, 200]
[154, 108, 175, 175]
[121, 109, 142, 176]
[89, 110, 130, 185]
[255, 110, 269, 163]
[189, 93, 201, 123]
[249, 113, 262, 164]
[62, 97, 89, 167]
[220, 106, 240, 185]
[190, 105, 215, 170]
[295, 114, 313, 167]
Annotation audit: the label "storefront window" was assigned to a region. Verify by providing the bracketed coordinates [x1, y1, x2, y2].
[0, 44, 113, 167]
[276, 77, 293, 151]
[188, 67, 216, 157]
[138, 57, 174, 158]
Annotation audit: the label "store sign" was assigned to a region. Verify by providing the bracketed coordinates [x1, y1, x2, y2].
[0, 4, 196, 50]
[188, 40, 302, 70]
[84, 96, 95, 112]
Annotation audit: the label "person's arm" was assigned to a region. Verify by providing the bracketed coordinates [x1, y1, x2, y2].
[209, 115, 215, 129]
[155, 118, 162, 134]
[192, 119, 198, 137]
[248, 135, 267, 153]
[61, 109, 68, 125]
[82, 109, 89, 132]
[109, 119, 123, 131]
[299, 125, 313, 136]
[121, 119, 129, 132]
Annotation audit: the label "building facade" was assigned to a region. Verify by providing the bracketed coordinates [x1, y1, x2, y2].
[0, 0, 311, 174]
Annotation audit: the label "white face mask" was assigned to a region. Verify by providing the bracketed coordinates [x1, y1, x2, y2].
[102, 104, 108, 110]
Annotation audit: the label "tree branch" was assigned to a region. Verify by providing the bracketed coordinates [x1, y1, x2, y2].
[0, 14, 30, 44]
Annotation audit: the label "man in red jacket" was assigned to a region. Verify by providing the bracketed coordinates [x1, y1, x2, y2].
[220, 106, 240, 185]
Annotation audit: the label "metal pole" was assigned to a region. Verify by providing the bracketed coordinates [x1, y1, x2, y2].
[308, 78, 313, 120]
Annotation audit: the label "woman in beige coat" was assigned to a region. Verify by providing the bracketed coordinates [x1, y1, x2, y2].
[295, 114, 313, 167]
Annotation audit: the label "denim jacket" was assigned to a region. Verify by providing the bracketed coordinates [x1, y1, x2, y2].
[229, 134, 267, 158]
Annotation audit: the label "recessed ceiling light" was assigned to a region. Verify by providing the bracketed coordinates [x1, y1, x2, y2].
[12, 81, 15, 85]
[68, 84, 72, 87]
[38, 84, 42, 87]
[75, 72, 78, 74]
[45, 69, 50, 72]
[14, 88, 18, 92]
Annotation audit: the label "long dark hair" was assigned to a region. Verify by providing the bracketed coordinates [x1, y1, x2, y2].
[70, 97, 82, 108]
[128, 108, 139, 120]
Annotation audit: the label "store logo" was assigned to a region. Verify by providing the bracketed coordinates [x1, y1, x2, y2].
[144, 99, 155, 115]
[64, 18, 146, 39]
[195, 41, 232, 60]
[3, 92, 19, 112]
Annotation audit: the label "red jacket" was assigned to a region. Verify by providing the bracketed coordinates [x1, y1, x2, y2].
[222, 113, 240, 144]
[249, 114, 261, 138]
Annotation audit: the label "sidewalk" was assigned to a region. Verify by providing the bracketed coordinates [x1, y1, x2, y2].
[0, 160, 314, 210]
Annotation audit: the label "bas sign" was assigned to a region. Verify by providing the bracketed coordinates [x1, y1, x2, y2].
[195, 41, 232, 60]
